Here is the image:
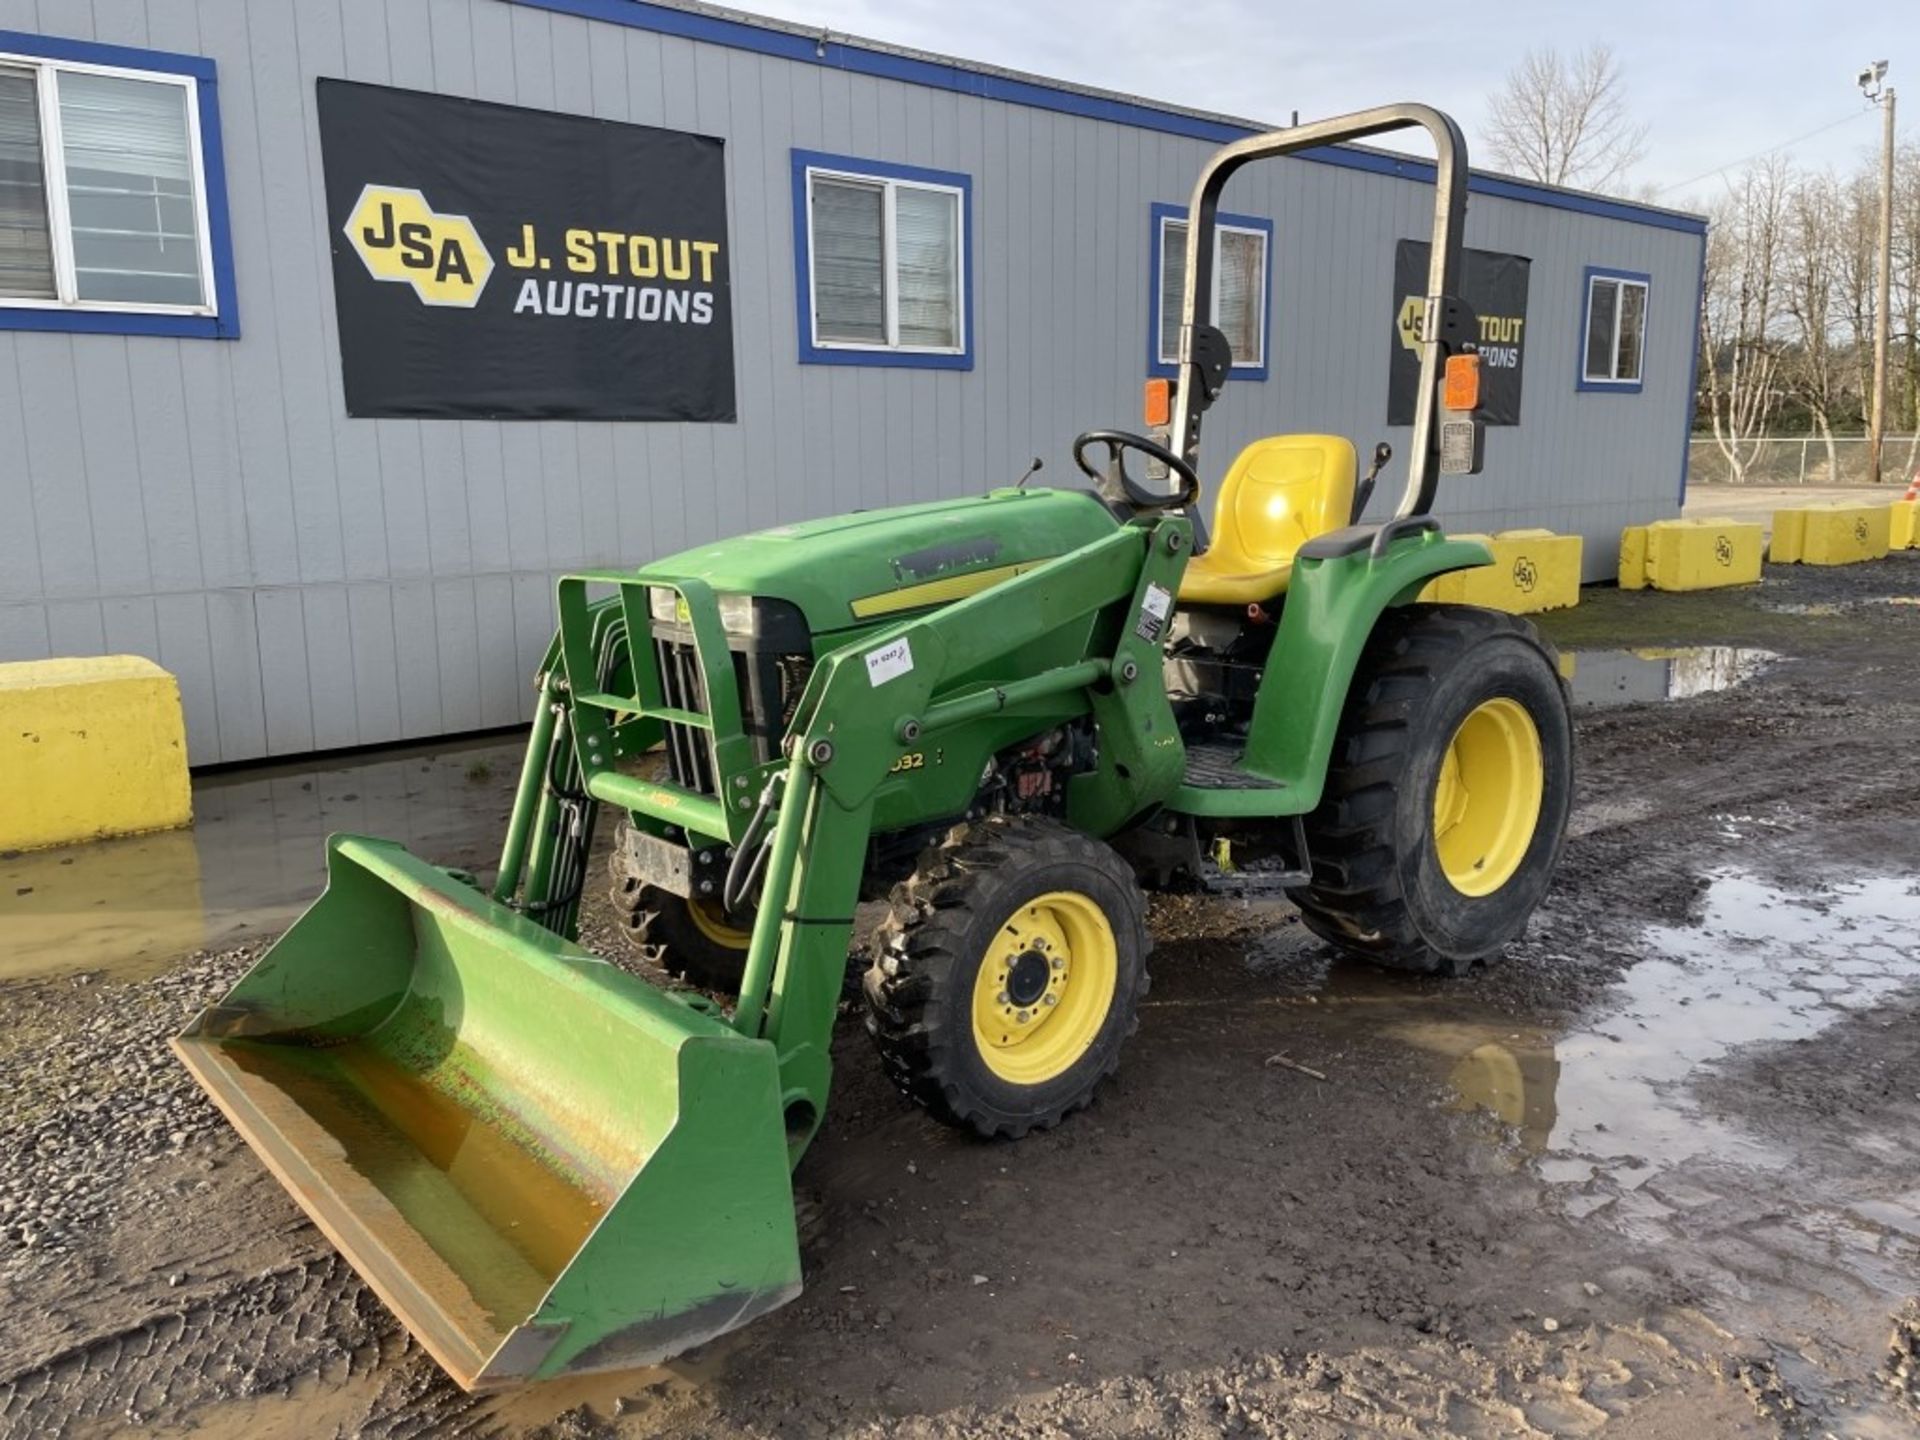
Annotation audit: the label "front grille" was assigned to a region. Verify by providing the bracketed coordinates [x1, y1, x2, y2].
[655, 636, 715, 796]
[653, 636, 814, 797]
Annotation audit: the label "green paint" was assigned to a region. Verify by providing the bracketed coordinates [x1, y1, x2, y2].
[1233, 530, 1493, 814]
[630, 486, 1118, 636]
[176, 836, 800, 1386]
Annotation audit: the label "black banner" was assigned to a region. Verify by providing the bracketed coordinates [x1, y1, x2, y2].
[1388, 240, 1530, 426]
[317, 79, 735, 422]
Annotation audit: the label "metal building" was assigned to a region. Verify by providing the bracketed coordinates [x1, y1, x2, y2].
[0, 0, 1707, 765]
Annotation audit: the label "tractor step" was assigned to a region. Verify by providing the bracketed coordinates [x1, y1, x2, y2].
[1181, 737, 1284, 790]
[1198, 857, 1311, 897]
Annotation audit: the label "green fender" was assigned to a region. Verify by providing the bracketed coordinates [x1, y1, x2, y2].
[1239, 528, 1494, 812]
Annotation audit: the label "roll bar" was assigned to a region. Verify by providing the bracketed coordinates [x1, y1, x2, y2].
[1169, 103, 1470, 522]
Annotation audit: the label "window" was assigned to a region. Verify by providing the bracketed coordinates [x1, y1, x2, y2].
[791, 149, 971, 369]
[1579, 267, 1649, 391]
[1150, 202, 1272, 381]
[0, 33, 235, 337]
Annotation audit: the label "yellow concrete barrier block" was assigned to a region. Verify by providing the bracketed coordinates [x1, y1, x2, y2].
[1618, 526, 1649, 591]
[1892, 499, 1919, 550]
[1769, 502, 1891, 565]
[1618, 517, 1763, 591]
[1419, 529, 1582, 614]
[0, 656, 192, 851]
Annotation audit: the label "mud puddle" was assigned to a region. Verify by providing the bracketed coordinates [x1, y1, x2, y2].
[1564, 647, 1776, 708]
[1527, 872, 1920, 1195]
[0, 736, 520, 981]
[1276, 871, 1920, 1200]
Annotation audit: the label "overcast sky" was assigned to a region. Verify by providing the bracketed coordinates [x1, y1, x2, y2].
[738, 0, 1917, 207]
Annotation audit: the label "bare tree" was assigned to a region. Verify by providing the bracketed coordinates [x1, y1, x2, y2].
[1835, 168, 1881, 414]
[1688, 138, 1920, 486]
[1484, 43, 1650, 194]
[1700, 158, 1790, 482]
[1780, 170, 1847, 478]
[1896, 141, 1920, 458]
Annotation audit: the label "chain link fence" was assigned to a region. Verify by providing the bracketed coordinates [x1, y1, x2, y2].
[1687, 435, 1920, 487]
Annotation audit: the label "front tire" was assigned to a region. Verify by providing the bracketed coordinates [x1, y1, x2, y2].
[863, 817, 1149, 1139]
[608, 837, 751, 991]
[1288, 604, 1572, 975]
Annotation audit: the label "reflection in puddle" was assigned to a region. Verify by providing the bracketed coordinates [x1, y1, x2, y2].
[1563, 647, 1776, 708]
[0, 736, 522, 980]
[1380, 873, 1920, 1195]
[1270, 871, 1920, 1200]
[1540, 872, 1920, 1189]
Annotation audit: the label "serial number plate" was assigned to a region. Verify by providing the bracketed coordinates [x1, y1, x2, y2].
[1439, 418, 1481, 475]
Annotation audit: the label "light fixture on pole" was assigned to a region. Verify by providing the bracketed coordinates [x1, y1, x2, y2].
[1858, 61, 1895, 485]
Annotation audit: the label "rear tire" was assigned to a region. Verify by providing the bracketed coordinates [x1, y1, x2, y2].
[1288, 604, 1572, 976]
[608, 831, 751, 991]
[863, 817, 1149, 1139]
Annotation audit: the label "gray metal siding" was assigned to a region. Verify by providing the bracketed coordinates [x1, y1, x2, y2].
[0, 0, 1702, 764]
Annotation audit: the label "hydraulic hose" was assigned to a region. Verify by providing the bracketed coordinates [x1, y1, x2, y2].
[723, 771, 785, 914]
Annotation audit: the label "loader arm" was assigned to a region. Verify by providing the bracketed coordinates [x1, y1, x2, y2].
[733, 513, 1194, 1154]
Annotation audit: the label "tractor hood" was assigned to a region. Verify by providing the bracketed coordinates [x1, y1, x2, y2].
[637, 487, 1119, 634]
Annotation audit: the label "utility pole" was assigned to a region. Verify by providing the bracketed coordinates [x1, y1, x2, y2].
[1859, 61, 1895, 484]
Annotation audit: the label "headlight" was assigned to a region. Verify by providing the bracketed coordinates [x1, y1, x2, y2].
[648, 587, 682, 624]
[716, 593, 758, 637]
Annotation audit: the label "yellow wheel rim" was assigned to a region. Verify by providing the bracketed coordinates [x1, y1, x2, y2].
[1432, 697, 1545, 897]
[686, 896, 751, 949]
[969, 891, 1119, 1086]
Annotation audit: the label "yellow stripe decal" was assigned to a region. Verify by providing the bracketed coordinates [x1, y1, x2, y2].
[849, 560, 1051, 619]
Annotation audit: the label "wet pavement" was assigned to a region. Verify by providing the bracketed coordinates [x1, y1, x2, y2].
[0, 736, 522, 981]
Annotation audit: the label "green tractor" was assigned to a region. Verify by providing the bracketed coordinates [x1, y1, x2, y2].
[173, 104, 1572, 1391]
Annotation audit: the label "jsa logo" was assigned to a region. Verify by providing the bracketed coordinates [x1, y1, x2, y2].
[345, 185, 494, 307]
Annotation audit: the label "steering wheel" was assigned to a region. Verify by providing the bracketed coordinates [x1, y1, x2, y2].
[1072, 429, 1202, 510]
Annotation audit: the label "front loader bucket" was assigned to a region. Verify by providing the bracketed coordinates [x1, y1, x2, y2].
[172, 835, 801, 1391]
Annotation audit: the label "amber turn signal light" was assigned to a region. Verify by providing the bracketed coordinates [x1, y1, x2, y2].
[1443, 353, 1481, 412]
[1143, 378, 1171, 428]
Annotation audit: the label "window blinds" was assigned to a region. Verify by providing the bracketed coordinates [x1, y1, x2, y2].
[57, 70, 203, 306]
[1216, 228, 1263, 367]
[0, 68, 54, 300]
[1585, 278, 1618, 380]
[811, 176, 886, 344]
[1160, 219, 1264, 368]
[894, 185, 957, 348]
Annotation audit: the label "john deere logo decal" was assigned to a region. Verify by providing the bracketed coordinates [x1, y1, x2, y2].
[345, 184, 494, 307]
[1714, 535, 1734, 566]
[1511, 556, 1539, 592]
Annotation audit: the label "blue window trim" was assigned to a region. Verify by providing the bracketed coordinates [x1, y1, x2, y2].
[1577, 265, 1650, 394]
[510, 0, 1706, 239]
[1146, 202, 1272, 382]
[790, 148, 973, 371]
[0, 30, 239, 340]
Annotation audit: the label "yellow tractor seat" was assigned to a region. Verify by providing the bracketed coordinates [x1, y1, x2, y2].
[1177, 434, 1358, 606]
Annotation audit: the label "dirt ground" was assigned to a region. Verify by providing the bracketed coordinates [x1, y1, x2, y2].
[4, 552, 1920, 1439]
